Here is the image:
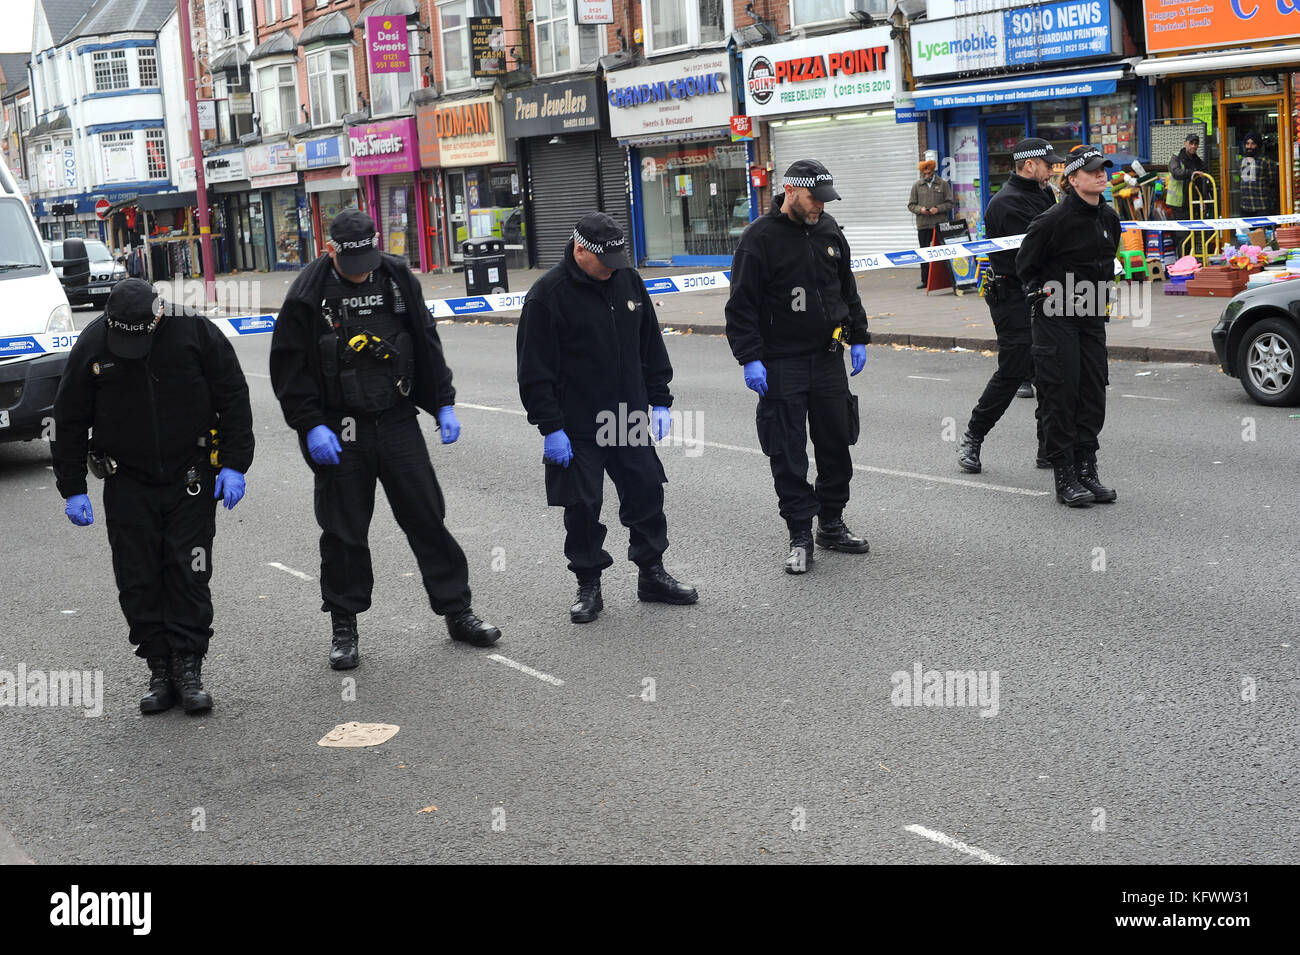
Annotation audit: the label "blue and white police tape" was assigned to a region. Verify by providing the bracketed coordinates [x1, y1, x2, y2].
[8, 213, 1299, 357]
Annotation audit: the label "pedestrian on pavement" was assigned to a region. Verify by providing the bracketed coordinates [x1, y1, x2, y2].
[269, 209, 500, 669]
[1237, 131, 1279, 218]
[957, 138, 1062, 475]
[1016, 145, 1120, 507]
[517, 213, 698, 624]
[53, 279, 254, 714]
[908, 158, 954, 288]
[725, 159, 871, 574]
[1166, 133, 1206, 222]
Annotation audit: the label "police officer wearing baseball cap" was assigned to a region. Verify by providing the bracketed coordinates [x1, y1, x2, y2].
[52, 279, 255, 714]
[956, 138, 1063, 475]
[270, 208, 501, 667]
[725, 160, 871, 573]
[1017, 144, 1120, 506]
[517, 212, 698, 623]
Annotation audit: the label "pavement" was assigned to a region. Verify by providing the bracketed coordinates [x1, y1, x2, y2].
[1, 324, 1296, 864]
[130, 259, 1234, 365]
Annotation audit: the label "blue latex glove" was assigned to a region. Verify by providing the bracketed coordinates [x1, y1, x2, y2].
[850, 344, 867, 376]
[65, 494, 94, 526]
[214, 467, 245, 510]
[438, 405, 460, 444]
[743, 360, 767, 396]
[307, 424, 342, 466]
[543, 428, 572, 467]
[651, 406, 671, 441]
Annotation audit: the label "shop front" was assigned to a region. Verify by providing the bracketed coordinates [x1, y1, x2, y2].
[606, 52, 740, 267]
[911, 0, 1140, 233]
[299, 134, 360, 257]
[504, 77, 627, 268]
[205, 149, 259, 272]
[247, 143, 308, 269]
[743, 26, 916, 255]
[419, 93, 518, 267]
[1134, 2, 1298, 218]
[347, 117, 426, 271]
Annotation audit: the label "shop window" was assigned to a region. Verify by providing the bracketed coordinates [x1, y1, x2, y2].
[92, 50, 130, 93]
[440, 0, 497, 93]
[1032, 99, 1083, 157]
[257, 62, 298, 135]
[792, 0, 887, 27]
[1086, 89, 1138, 168]
[644, 0, 728, 54]
[534, 0, 601, 76]
[639, 142, 749, 261]
[145, 129, 167, 180]
[371, 27, 419, 114]
[308, 47, 353, 126]
[101, 131, 136, 182]
[138, 47, 158, 87]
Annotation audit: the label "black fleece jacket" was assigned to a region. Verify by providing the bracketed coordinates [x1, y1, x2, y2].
[984, 173, 1056, 277]
[724, 197, 869, 365]
[53, 306, 254, 497]
[269, 253, 455, 436]
[516, 242, 673, 440]
[1017, 189, 1122, 303]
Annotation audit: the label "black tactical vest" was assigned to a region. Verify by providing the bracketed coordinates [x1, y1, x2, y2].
[318, 268, 415, 413]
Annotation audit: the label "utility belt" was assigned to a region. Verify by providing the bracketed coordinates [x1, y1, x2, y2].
[88, 432, 216, 495]
[983, 273, 1022, 307]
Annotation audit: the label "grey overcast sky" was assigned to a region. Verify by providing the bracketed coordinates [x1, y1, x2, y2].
[1, 0, 38, 54]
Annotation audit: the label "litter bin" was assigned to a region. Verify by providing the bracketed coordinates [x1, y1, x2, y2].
[463, 238, 508, 294]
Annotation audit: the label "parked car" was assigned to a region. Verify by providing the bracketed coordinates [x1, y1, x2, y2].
[1211, 280, 1300, 406]
[44, 238, 125, 308]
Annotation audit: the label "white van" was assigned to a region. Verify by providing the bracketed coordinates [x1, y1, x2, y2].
[0, 156, 74, 444]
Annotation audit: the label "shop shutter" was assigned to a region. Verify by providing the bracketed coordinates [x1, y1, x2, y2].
[527, 133, 600, 268]
[597, 136, 630, 240]
[772, 116, 919, 257]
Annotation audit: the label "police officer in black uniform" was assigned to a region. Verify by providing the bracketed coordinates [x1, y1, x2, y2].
[1017, 144, 1120, 507]
[957, 138, 1063, 473]
[725, 160, 871, 574]
[53, 279, 254, 714]
[517, 213, 698, 623]
[270, 209, 499, 667]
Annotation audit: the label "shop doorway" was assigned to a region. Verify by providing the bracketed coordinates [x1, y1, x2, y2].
[980, 114, 1027, 204]
[446, 170, 467, 263]
[1221, 99, 1284, 217]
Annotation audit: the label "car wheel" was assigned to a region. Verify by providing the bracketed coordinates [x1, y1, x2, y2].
[1236, 316, 1300, 406]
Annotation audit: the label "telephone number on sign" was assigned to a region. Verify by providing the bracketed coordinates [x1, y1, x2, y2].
[835, 80, 891, 97]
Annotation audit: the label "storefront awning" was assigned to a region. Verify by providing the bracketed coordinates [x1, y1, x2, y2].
[353, 0, 418, 29]
[912, 68, 1125, 111]
[250, 30, 297, 60]
[210, 45, 249, 71]
[138, 191, 197, 211]
[299, 11, 353, 46]
[617, 126, 730, 148]
[1134, 46, 1300, 76]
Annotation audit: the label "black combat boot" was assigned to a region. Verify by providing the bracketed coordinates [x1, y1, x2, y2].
[329, 611, 359, 670]
[1036, 454, 1052, 469]
[1075, 451, 1117, 503]
[637, 563, 698, 604]
[1052, 461, 1095, 507]
[571, 578, 603, 623]
[957, 430, 983, 473]
[785, 530, 815, 575]
[447, 608, 501, 647]
[815, 517, 870, 553]
[171, 653, 213, 714]
[139, 655, 176, 714]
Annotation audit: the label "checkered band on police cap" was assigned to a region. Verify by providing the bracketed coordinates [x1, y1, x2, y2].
[1064, 147, 1104, 175]
[1013, 145, 1048, 160]
[783, 173, 833, 189]
[572, 229, 625, 255]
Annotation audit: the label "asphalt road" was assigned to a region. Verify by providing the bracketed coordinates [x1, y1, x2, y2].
[1, 325, 1296, 864]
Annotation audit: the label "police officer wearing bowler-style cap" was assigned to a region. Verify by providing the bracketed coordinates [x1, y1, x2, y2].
[517, 213, 698, 624]
[1017, 144, 1121, 507]
[725, 159, 871, 574]
[270, 209, 500, 668]
[53, 279, 254, 714]
[956, 137, 1062, 475]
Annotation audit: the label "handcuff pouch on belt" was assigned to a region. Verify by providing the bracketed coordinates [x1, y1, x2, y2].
[87, 450, 117, 480]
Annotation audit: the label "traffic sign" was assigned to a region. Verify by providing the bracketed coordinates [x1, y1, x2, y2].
[95, 198, 111, 220]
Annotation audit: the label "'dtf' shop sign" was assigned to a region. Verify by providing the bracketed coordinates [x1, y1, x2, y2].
[604, 53, 732, 139]
[742, 27, 899, 117]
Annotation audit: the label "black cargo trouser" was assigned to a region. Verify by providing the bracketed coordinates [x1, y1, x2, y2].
[755, 350, 859, 534]
[104, 464, 218, 659]
[544, 438, 669, 581]
[967, 280, 1043, 451]
[1032, 309, 1107, 464]
[308, 408, 471, 617]
[918, 228, 934, 284]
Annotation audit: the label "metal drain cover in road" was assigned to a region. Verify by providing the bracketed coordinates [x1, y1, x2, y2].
[317, 722, 400, 748]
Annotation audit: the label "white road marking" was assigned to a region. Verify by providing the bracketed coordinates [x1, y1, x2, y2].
[488, 654, 565, 687]
[907, 375, 950, 382]
[456, 404, 1050, 497]
[267, 561, 314, 581]
[905, 824, 1014, 865]
[1120, 394, 1177, 402]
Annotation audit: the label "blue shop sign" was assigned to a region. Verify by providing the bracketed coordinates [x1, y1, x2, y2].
[608, 72, 727, 110]
[302, 135, 343, 169]
[1004, 0, 1112, 68]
